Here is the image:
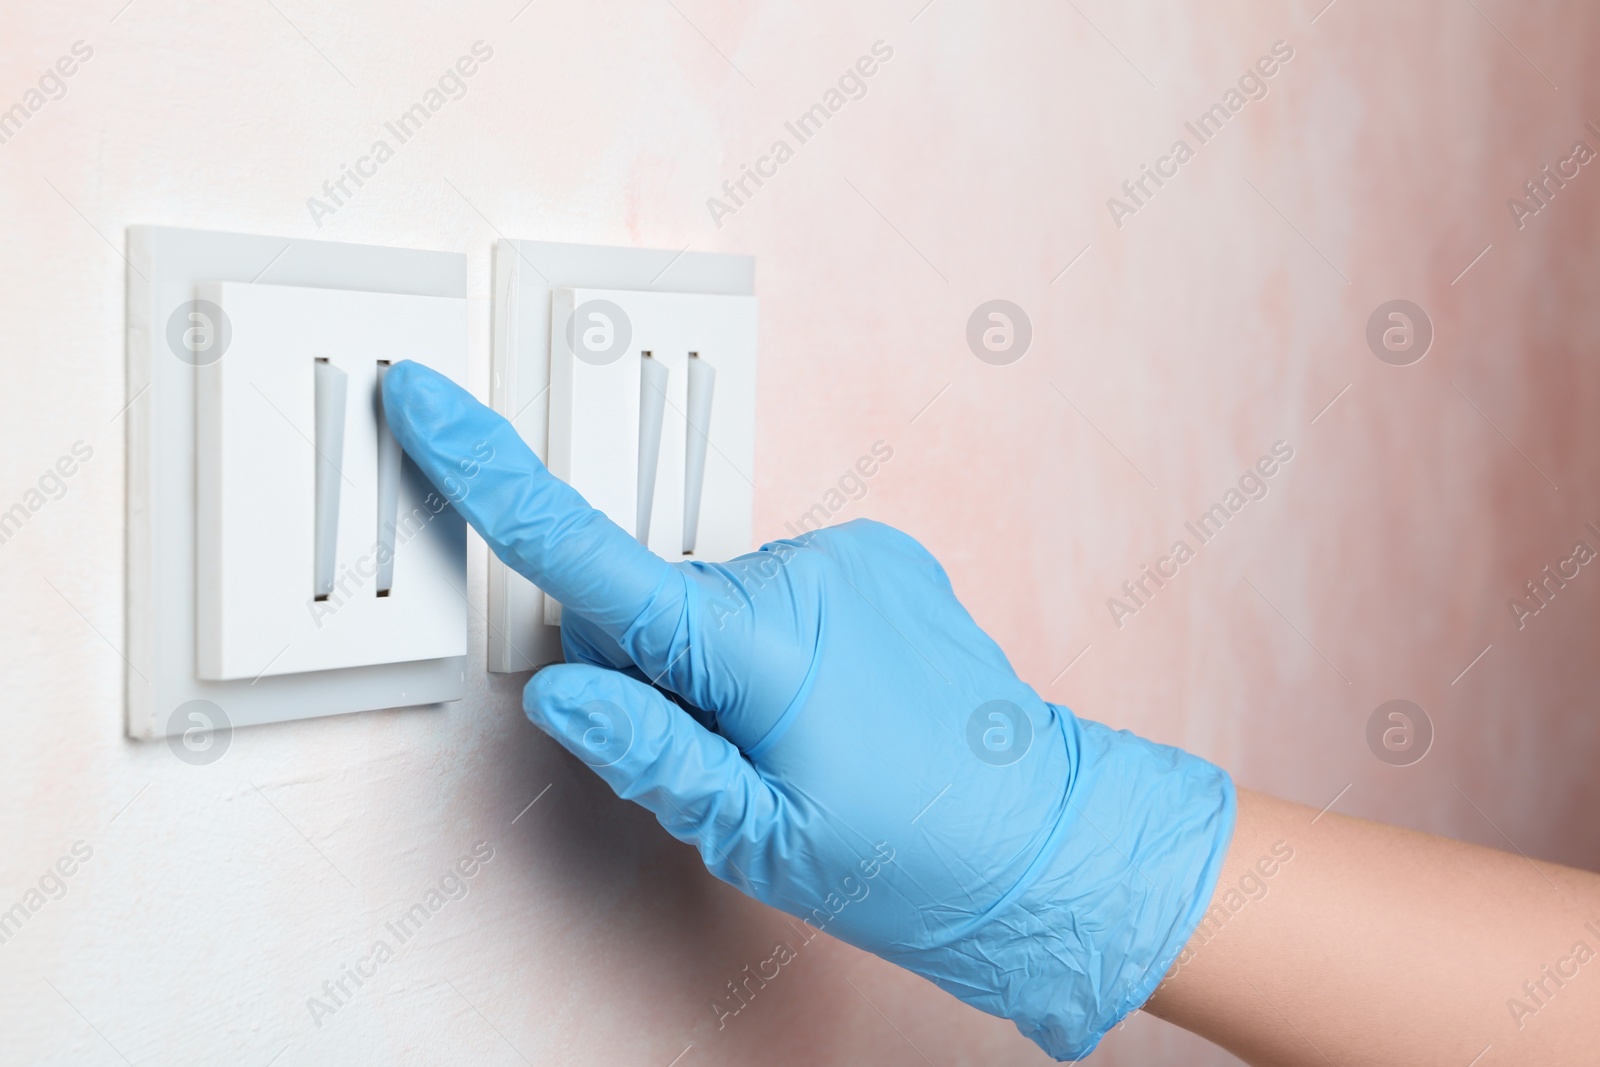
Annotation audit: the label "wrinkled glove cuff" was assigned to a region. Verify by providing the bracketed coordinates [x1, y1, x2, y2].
[904, 710, 1235, 1061]
[1023, 713, 1234, 1058]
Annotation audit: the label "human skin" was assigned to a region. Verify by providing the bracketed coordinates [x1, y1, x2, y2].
[1144, 788, 1600, 1066]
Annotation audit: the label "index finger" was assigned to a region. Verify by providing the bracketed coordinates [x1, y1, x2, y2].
[381, 360, 677, 635]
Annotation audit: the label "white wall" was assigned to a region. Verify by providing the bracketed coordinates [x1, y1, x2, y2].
[4, 2, 1599, 1064]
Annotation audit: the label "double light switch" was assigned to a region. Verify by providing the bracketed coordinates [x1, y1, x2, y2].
[194, 282, 467, 681]
[487, 242, 758, 670]
[127, 228, 471, 738]
[545, 287, 757, 624]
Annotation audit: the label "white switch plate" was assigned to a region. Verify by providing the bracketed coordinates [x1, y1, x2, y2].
[194, 282, 468, 680]
[125, 227, 469, 739]
[488, 241, 756, 672]
[546, 287, 756, 624]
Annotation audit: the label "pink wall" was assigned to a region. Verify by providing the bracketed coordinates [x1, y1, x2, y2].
[2, 1, 1597, 1063]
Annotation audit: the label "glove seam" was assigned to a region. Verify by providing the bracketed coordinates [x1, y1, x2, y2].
[1100, 769, 1238, 1030]
[937, 707, 1080, 945]
[743, 609, 827, 761]
[619, 567, 690, 667]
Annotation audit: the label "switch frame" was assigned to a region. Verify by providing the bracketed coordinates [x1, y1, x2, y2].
[544, 287, 757, 625]
[487, 240, 755, 673]
[125, 226, 469, 739]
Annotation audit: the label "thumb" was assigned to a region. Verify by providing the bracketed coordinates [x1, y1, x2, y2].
[524, 665, 781, 870]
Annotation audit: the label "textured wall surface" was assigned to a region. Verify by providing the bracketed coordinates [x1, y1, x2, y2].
[2, 1, 1598, 1064]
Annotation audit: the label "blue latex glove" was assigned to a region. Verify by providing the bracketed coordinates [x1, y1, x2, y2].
[383, 361, 1235, 1060]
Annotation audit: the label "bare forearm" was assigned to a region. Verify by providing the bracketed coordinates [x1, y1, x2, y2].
[1144, 788, 1600, 1066]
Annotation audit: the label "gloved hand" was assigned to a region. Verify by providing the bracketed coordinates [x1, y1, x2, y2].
[382, 361, 1236, 1060]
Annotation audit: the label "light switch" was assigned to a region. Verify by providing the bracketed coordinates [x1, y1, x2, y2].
[487, 241, 757, 671]
[193, 281, 468, 681]
[125, 227, 469, 738]
[545, 287, 756, 624]
[683, 353, 716, 555]
[312, 359, 348, 600]
[637, 353, 670, 543]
